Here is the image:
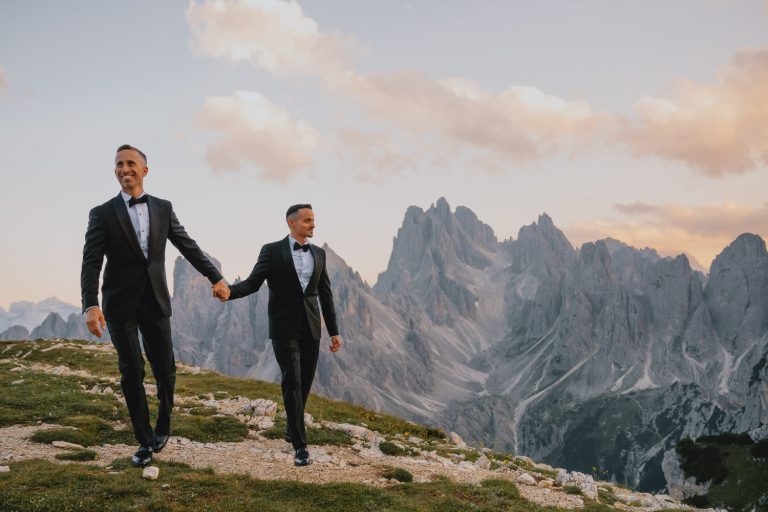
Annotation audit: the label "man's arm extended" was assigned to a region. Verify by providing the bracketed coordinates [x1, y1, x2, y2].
[167, 205, 224, 285]
[318, 251, 341, 352]
[81, 207, 107, 337]
[226, 244, 271, 301]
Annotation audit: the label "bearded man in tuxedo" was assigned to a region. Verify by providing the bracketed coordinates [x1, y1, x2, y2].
[81, 144, 230, 467]
[216, 204, 342, 466]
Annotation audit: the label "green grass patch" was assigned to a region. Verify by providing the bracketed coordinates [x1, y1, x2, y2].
[509, 457, 558, 480]
[564, 484, 583, 495]
[1, 340, 122, 378]
[30, 415, 134, 447]
[435, 447, 481, 463]
[175, 372, 283, 406]
[55, 449, 98, 461]
[0, 458, 598, 512]
[182, 405, 219, 417]
[0, 363, 128, 428]
[597, 486, 617, 505]
[4, 341, 447, 445]
[381, 466, 413, 483]
[379, 441, 410, 457]
[172, 415, 248, 443]
[261, 418, 354, 446]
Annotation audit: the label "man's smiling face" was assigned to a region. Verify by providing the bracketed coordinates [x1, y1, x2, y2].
[114, 149, 148, 193]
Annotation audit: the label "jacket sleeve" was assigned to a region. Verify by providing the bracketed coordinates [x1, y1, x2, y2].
[81, 207, 107, 313]
[318, 252, 339, 337]
[229, 244, 271, 300]
[167, 204, 223, 284]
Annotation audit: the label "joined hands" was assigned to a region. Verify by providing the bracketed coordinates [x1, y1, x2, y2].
[212, 279, 230, 302]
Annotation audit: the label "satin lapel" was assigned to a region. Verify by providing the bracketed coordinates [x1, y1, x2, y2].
[113, 194, 146, 262]
[147, 195, 161, 260]
[280, 236, 303, 293]
[307, 246, 322, 294]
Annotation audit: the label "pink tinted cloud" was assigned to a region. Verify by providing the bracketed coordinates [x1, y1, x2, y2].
[621, 48, 768, 176]
[334, 71, 606, 165]
[198, 90, 319, 181]
[567, 201, 768, 271]
[333, 128, 417, 178]
[186, 0, 354, 77]
[186, 1, 607, 169]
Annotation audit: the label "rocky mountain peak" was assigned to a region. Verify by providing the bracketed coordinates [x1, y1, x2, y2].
[508, 214, 575, 274]
[430, 197, 452, 221]
[705, 233, 768, 347]
[713, 233, 767, 265]
[374, 199, 496, 298]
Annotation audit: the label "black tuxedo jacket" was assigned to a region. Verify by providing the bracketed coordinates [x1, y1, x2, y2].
[81, 193, 223, 322]
[229, 236, 338, 341]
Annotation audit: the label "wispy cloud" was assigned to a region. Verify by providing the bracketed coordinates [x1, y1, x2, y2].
[333, 128, 417, 178]
[187, 0, 354, 77]
[566, 201, 768, 271]
[620, 48, 768, 176]
[198, 90, 319, 181]
[336, 73, 605, 165]
[186, 0, 607, 175]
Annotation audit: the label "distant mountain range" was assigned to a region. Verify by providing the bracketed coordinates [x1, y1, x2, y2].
[0, 297, 78, 333]
[6, 198, 767, 494]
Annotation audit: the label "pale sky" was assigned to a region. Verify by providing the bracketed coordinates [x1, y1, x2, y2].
[1, 1, 767, 309]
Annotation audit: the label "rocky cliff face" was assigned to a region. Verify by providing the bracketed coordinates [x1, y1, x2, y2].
[23, 198, 768, 494]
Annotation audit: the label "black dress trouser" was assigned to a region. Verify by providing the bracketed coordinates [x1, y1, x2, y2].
[107, 283, 175, 447]
[272, 313, 320, 450]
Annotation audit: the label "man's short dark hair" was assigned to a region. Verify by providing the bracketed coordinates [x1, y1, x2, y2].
[286, 204, 312, 219]
[116, 144, 148, 165]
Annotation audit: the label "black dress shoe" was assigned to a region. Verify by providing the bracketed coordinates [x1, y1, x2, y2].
[131, 445, 153, 467]
[153, 434, 170, 453]
[294, 446, 310, 467]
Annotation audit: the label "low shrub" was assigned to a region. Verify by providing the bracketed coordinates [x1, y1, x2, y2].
[381, 467, 413, 483]
[676, 438, 728, 485]
[379, 441, 408, 457]
[564, 484, 583, 495]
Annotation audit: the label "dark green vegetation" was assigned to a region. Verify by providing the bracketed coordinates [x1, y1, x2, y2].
[675, 437, 728, 485]
[54, 449, 98, 461]
[0, 459, 624, 512]
[381, 466, 414, 483]
[379, 440, 412, 457]
[563, 485, 583, 495]
[676, 435, 768, 512]
[752, 438, 768, 458]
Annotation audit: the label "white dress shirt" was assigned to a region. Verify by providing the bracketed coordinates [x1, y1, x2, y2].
[121, 190, 149, 259]
[288, 235, 314, 292]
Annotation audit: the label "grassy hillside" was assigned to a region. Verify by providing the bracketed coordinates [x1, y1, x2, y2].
[0, 340, 685, 512]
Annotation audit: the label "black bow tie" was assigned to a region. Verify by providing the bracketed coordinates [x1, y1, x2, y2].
[128, 195, 148, 207]
[293, 242, 310, 252]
